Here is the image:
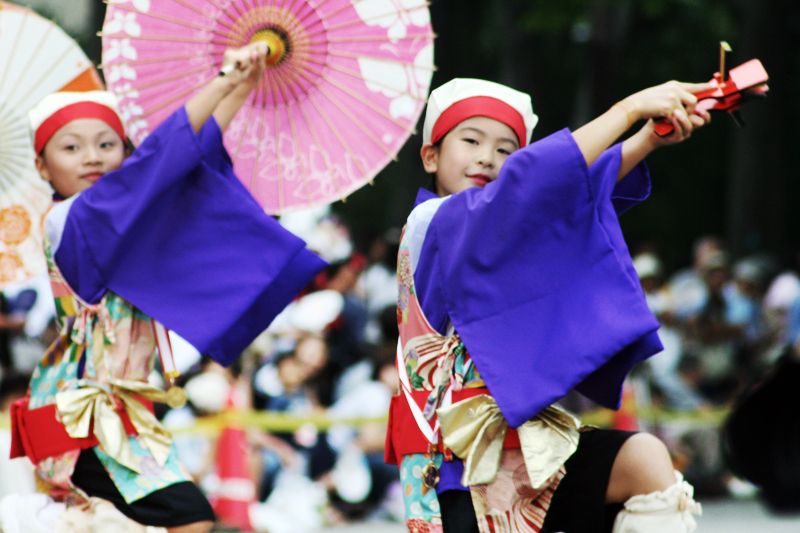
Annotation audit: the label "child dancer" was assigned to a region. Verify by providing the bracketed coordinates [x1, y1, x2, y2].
[9, 43, 325, 532]
[385, 78, 709, 532]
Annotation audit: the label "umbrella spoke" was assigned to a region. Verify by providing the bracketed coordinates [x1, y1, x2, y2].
[248, 114, 268, 195]
[294, 100, 331, 203]
[108, 3, 208, 32]
[307, 92, 368, 182]
[296, 0, 333, 27]
[324, 61, 427, 103]
[326, 49, 436, 72]
[140, 78, 206, 121]
[102, 52, 212, 68]
[306, 1, 354, 28]
[12, 38, 75, 111]
[117, 64, 208, 94]
[264, 74, 285, 211]
[276, 0, 314, 38]
[169, 0, 240, 36]
[0, 167, 24, 193]
[0, 9, 30, 97]
[218, 0, 260, 37]
[308, 67, 418, 134]
[307, 3, 430, 39]
[314, 85, 399, 157]
[324, 32, 435, 44]
[230, 105, 252, 172]
[162, 0, 206, 17]
[6, 18, 57, 108]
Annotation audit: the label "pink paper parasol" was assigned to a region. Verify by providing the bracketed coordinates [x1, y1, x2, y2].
[101, 0, 435, 214]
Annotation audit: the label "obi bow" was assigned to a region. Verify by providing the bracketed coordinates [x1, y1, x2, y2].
[55, 379, 172, 473]
[437, 394, 580, 488]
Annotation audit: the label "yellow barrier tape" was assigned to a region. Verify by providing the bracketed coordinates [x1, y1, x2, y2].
[0, 406, 729, 434]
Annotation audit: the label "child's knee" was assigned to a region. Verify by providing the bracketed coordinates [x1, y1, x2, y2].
[610, 433, 675, 500]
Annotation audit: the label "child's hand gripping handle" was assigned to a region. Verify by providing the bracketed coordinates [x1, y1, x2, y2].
[654, 58, 769, 137]
[218, 31, 288, 77]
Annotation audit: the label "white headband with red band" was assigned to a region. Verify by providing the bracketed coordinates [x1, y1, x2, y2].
[29, 91, 125, 153]
[423, 78, 537, 148]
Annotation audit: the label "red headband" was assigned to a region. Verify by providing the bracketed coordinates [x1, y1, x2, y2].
[34, 102, 126, 153]
[430, 96, 527, 147]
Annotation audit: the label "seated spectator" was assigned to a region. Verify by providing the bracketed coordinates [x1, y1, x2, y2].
[632, 253, 705, 410]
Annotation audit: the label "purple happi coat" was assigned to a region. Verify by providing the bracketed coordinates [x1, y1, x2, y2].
[47, 107, 326, 365]
[411, 128, 662, 429]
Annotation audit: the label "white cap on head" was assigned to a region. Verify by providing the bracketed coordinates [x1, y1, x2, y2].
[29, 91, 125, 153]
[422, 78, 538, 147]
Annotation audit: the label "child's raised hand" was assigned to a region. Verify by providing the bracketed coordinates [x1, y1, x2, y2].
[616, 80, 713, 143]
[220, 42, 268, 87]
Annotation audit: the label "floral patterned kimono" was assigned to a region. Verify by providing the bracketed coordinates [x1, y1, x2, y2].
[388, 221, 580, 532]
[26, 240, 187, 504]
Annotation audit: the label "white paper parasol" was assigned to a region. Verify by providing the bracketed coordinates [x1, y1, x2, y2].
[0, 1, 103, 286]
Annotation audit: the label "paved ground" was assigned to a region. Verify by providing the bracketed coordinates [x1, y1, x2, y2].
[324, 496, 800, 532]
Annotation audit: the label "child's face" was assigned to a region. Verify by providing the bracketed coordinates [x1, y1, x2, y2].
[421, 116, 519, 196]
[35, 118, 125, 198]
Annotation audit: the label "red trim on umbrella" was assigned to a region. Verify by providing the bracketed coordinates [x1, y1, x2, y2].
[34, 102, 126, 153]
[431, 96, 527, 147]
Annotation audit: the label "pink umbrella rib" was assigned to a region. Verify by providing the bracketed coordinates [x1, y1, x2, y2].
[215, 0, 263, 39]
[307, 3, 431, 39]
[265, 75, 285, 212]
[306, 92, 369, 180]
[102, 53, 213, 68]
[295, 0, 334, 27]
[324, 32, 435, 44]
[119, 64, 209, 94]
[112, 34, 238, 47]
[139, 78, 208, 121]
[170, 0, 240, 36]
[267, 61, 319, 102]
[107, 3, 212, 33]
[302, 1, 356, 30]
[247, 107, 268, 196]
[270, 0, 316, 39]
[323, 74, 417, 135]
[294, 98, 332, 203]
[161, 0, 207, 17]
[313, 83, 397, 158]
[326, 49, 436, 72]
[229, 104, 252, 172]
[284, 97, 312, 208]
[323, 62, 427, 103]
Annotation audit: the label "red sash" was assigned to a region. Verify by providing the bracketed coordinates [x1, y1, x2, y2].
[384, 387, 521, 465]
[9, 397, 148, 463]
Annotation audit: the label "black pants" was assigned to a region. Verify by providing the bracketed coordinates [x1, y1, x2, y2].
[440, 429, 635, 533]
[71, 449, 215, 527]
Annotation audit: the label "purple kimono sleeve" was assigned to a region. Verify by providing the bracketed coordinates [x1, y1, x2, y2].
[55, 108, 326, 365]
[420, 128, 661, 427]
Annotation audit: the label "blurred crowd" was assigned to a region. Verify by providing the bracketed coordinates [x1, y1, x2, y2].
[626, 236, 800, 499]
[1, 210, 800, 529]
